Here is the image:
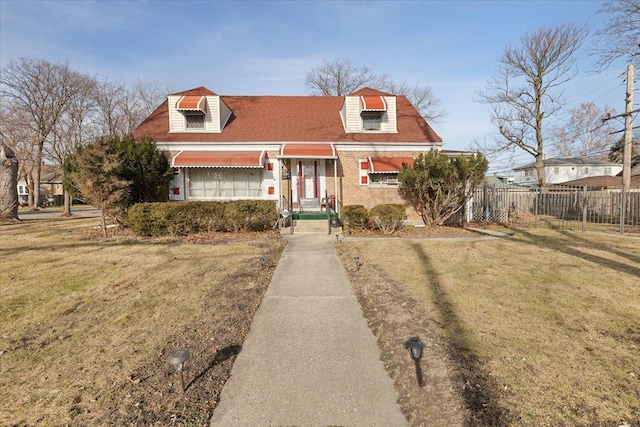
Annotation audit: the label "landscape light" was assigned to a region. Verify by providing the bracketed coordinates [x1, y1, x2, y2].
[405, 336, 425, 387]
[260, 257, 265, 270]
[354, 256, 361, 271]
[335, 234, 339, 243]
[404, 336, 425, 361]
[167, 349, 190, 393]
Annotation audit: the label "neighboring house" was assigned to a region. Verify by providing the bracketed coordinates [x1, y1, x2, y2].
[132, 86, 458, 220]
[615, 155, 640, 178]
[554, 175, 640, 189]
[485, 173, 514, 186]
[512, 157, 623, 186]
[17, 164, 64, 206]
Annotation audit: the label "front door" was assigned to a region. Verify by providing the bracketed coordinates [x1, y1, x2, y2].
[298, 160, 320, 209]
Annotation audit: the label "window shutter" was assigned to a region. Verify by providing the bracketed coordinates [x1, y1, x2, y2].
[358, 159, 369, 186]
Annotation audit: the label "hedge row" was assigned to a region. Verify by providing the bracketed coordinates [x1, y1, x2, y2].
[341, 204, 406, 235]
[125, 200, 278, 236]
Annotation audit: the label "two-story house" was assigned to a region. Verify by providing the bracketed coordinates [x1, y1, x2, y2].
[512, 157, 623, 187]
[132, 86, 453, 220]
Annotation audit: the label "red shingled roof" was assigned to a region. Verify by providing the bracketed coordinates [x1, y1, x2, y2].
[132, 87, 442, 144]
[554, 175, 640, 188]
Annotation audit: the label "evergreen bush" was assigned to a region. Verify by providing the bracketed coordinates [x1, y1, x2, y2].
[341, 205, 370, 230]
[369, 204, 405, 235]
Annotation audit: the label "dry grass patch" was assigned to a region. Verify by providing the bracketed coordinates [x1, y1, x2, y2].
[0, 217, 284, 426]
[339, 229, 640, 426]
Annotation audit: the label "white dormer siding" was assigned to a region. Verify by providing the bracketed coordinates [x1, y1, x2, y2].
[341, 95, 397, 133]
[168, 95, 231, 133]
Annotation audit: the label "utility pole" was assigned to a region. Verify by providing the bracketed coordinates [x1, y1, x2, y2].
[601, 65, 636, 235]
[602, 64, 636, 188]
[622, 64, 634, 190]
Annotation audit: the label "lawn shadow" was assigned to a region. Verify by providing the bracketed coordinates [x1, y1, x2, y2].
[556, 228, 640, 266]
[186, 344, 242, 391]
[409, 243, 512, 426]
[507, 227, 640, 278]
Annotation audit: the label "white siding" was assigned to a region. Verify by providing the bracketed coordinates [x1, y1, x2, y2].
[168, 95, 183, 132]
[204, 95, 220, 132]
[342, 96, 362, 132]
[381, 96, 397, 132]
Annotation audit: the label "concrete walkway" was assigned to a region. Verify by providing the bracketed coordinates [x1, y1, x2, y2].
[210, 233, 408, 427]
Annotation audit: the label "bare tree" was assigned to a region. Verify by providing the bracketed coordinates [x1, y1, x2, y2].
[306, 58, 389, 96]
[93, 79, 126, 138]
[93, 78, 168, 138]
[128, 79, 168, 132]
[385, 81, 447, 124]
[549, 103, 616, 159]
[0, 141, 19, 219]
[593, 0, 640, 70]
[305, 58, 445, 122]
[476, 23, 588, 186]
[0, 58, 90, 207]
[0, 101, 38, 207]
[46, 74, 98, 215]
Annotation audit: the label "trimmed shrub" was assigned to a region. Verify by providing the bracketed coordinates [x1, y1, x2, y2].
[126, 200, 274, 236]
[223, 200, 277, 232]
[342, 205, 369, 230]
[370, 204, 405, 235]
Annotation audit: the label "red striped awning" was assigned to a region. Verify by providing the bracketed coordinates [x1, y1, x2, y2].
[277, 144, 337, 159]
[369, 156, 414, 173]
[171, 151, 265, 168]
[360, 96, 387, 111]
[176, 95, 206, 112]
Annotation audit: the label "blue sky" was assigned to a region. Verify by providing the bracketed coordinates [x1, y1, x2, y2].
[0, 0, 631, 173]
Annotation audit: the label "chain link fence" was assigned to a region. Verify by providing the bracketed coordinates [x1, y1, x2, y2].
[460, 185, 640, 235]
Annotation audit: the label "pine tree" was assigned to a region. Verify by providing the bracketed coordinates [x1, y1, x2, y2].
[65, 139, 130, 237]
[399, 151, 488, 226]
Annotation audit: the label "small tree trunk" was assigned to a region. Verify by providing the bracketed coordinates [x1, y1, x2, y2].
[1, 142, 19, 219]
[63, 191, 72, 216]
[100, 202, 108, 238]
[27, 178, 35, 208]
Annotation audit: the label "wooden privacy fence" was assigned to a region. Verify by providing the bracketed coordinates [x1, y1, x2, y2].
[459, 185, 640, 234]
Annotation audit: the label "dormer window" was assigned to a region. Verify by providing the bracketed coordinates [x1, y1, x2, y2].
[361, 111, 383, 130]
[176, 95, 207, 130]
[185, 112, 205, 129]
[359, 95, 387, 131]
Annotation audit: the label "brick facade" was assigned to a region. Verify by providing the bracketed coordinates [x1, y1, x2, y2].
[331, 151, 428, 221]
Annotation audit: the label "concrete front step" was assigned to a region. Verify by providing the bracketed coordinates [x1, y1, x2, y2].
[290, 219, 342, 233]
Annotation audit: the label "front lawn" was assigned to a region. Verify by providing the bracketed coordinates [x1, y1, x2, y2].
[338, 229, 640, 426]
[0, 217, 284, 426]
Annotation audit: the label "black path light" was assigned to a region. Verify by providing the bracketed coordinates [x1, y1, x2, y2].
[260, 256, 265, 270]
[354, 256, 361, 271]
[404, 336, 425, 387]
[167, 349, 190, 393]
